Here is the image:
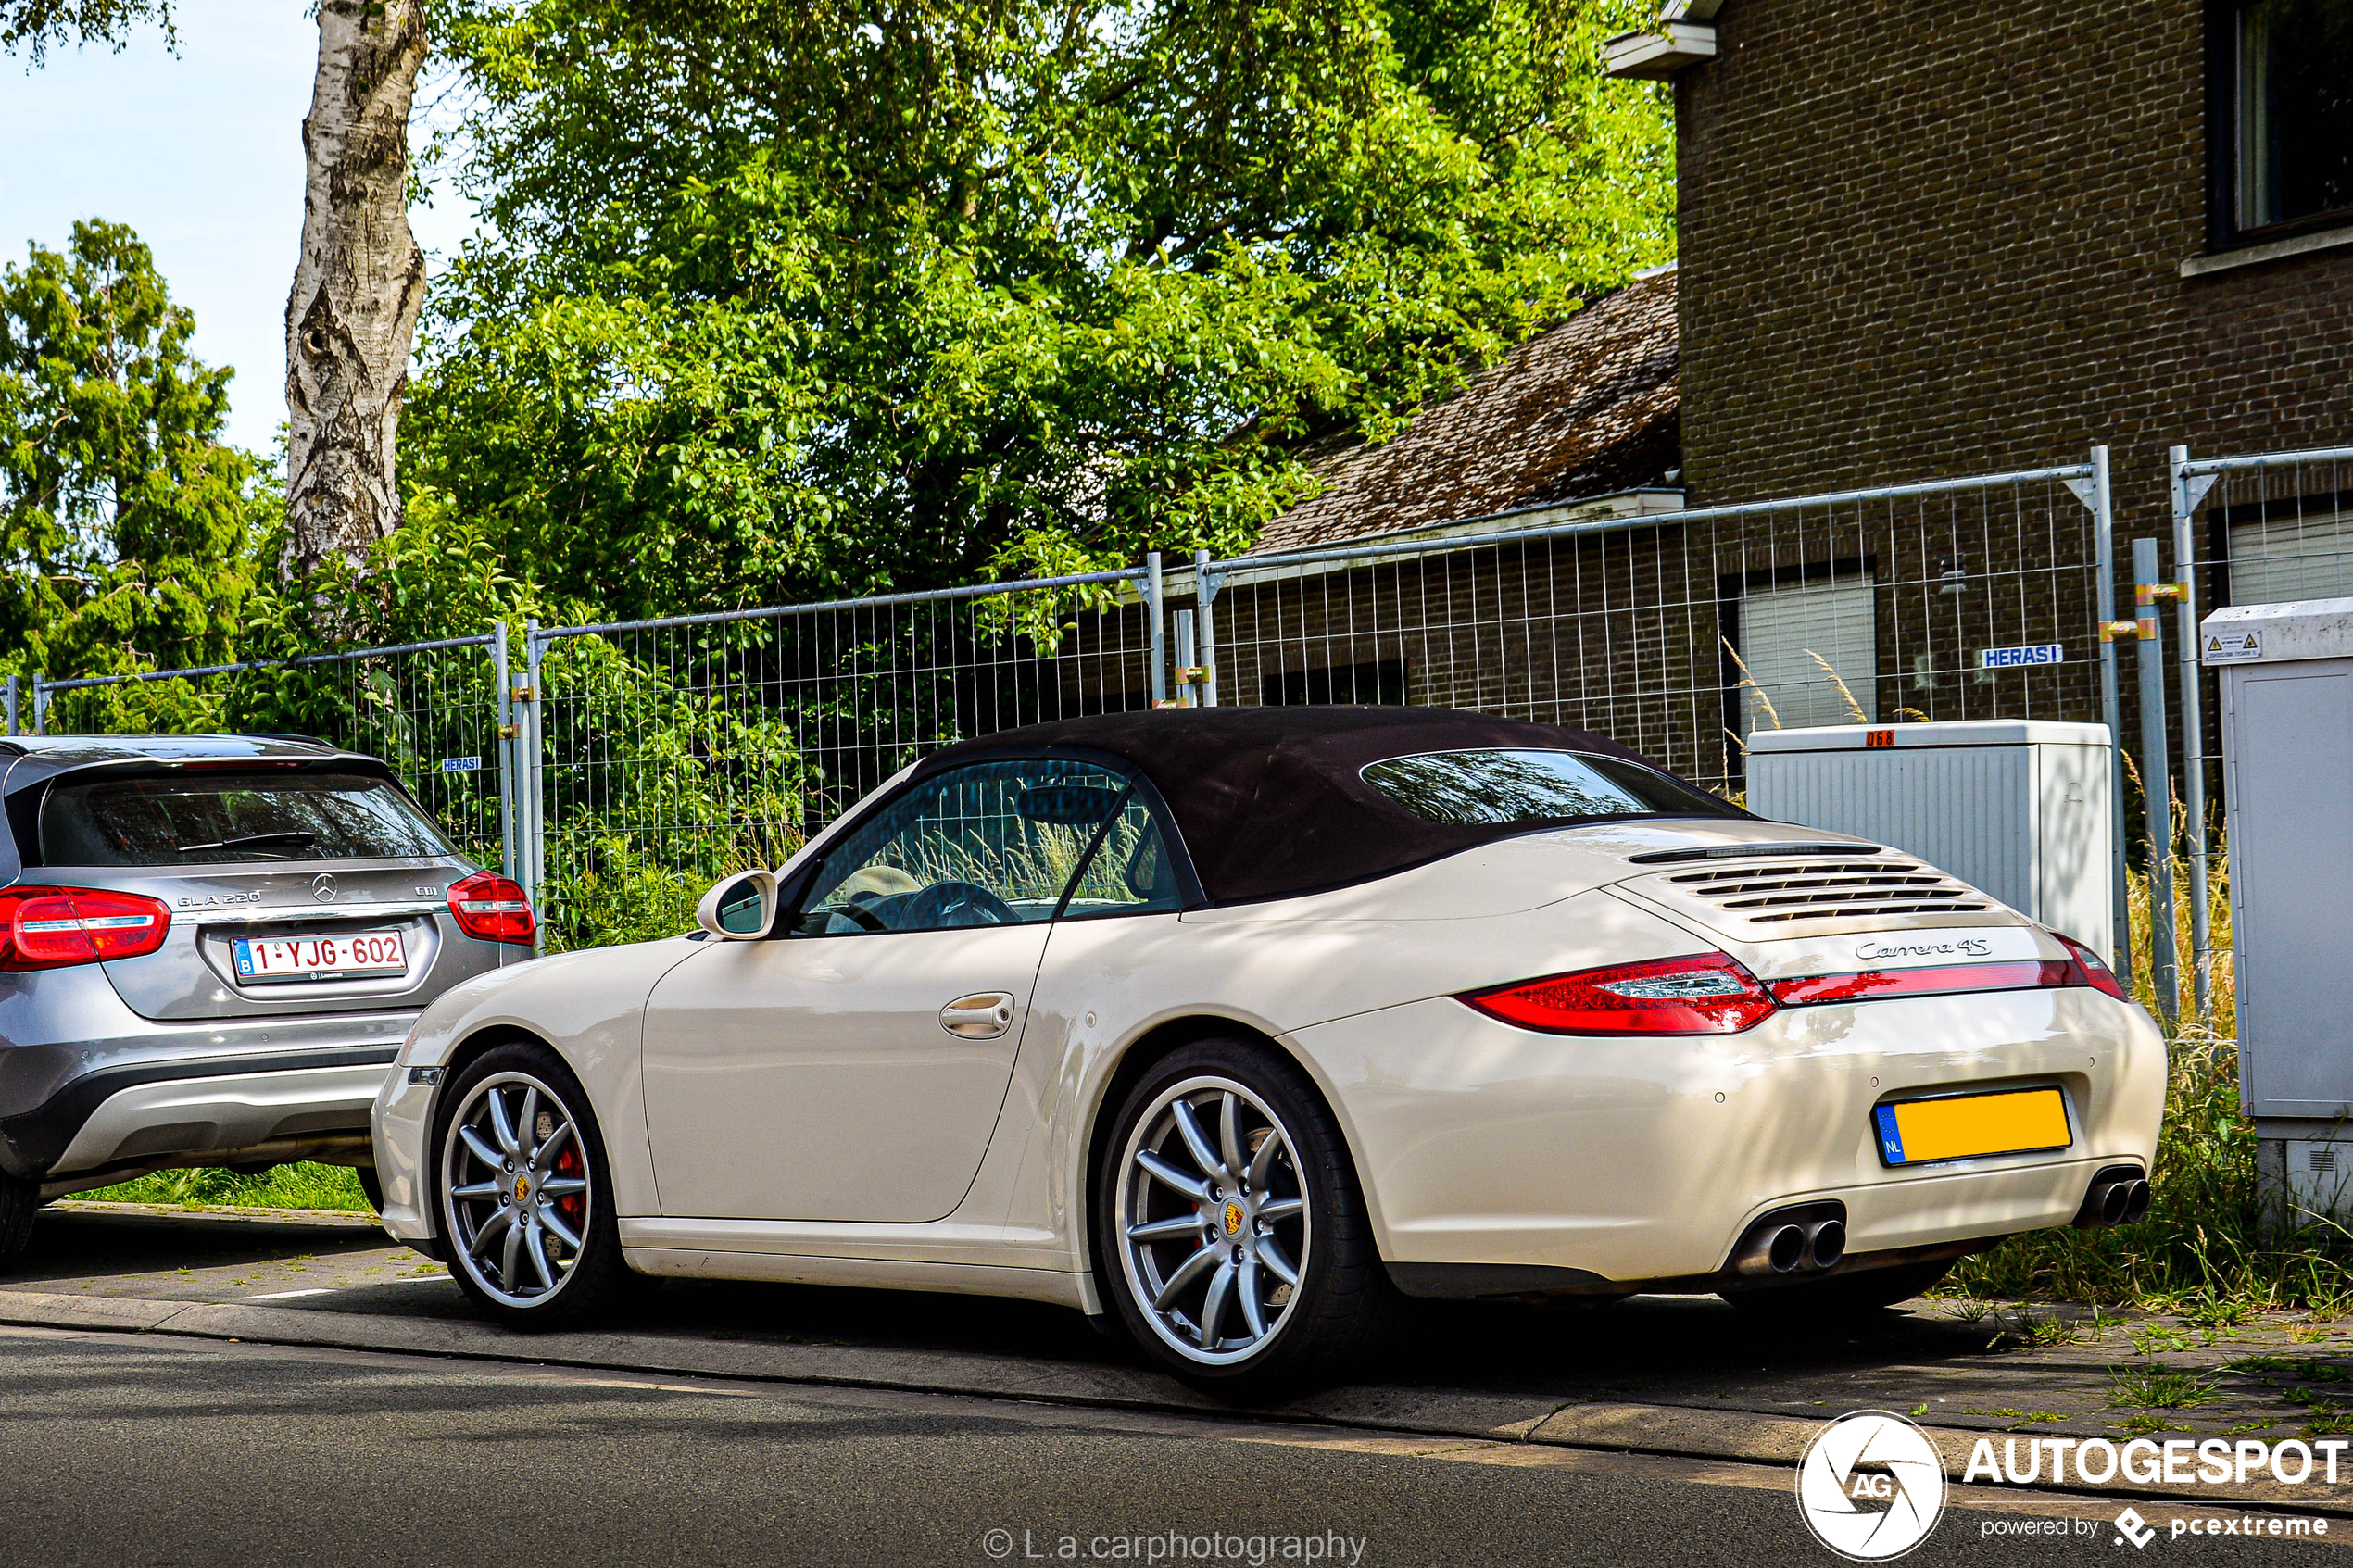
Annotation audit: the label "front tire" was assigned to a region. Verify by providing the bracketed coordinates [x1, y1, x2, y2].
[1096, 1038, 1400, 1398]
[435, 1043, 635, 1329]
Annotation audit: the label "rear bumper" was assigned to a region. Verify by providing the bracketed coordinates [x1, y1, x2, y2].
[1292, 985, 2168, 1284]
[44, 1060, 393, 1180]
[0, 988, 414, 1180]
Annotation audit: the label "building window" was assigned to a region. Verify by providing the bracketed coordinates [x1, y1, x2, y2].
[2226, 0, 2353, 239]
[2212, 490, 2353, 606]
[1730, 570, 1878, 735]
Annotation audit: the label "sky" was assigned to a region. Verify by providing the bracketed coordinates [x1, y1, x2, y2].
[0, 0, 478, 454]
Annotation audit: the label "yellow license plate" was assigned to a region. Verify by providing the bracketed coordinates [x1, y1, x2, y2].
[1873, 1088, 2070, 1166]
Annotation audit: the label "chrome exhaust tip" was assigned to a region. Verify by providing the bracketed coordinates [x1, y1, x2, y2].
[1806, 1218, 1847, 1271]
[2073, 1165, 2149, 1229]
[1737, 1223, 1808, 1276]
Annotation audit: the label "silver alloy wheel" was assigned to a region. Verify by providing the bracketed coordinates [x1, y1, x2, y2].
[1114, 1074, 1312, 1367]
[440, 1071, 592, 1309]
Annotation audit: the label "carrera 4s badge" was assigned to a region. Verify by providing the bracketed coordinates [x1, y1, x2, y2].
[1855, 935, 1994, 962]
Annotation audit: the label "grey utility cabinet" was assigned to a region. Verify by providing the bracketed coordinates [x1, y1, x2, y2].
[1745, 721, 2114, 958]
[2204, 597, 2353, 1220]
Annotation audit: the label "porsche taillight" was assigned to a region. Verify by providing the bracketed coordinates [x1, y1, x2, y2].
[1767, 960, 2075, 1005]
[0, 886, 172, 971]
[447, 871, 535, 945]
[2055, 934, 2128, 1000]
[1459, 954, 1778, 1036]
[1463, 936, 2131, 1036]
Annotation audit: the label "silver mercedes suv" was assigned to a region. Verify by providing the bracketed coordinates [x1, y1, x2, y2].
[0, 734, 535, 1267]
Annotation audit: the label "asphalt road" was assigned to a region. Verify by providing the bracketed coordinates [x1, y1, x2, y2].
[0, 1327, 2338, 1568]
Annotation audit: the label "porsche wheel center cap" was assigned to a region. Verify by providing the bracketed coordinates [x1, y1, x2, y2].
[513, 1176, 532, 1204]
[1221, 1200, 1245, 1237]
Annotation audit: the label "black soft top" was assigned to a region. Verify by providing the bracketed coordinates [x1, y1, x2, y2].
[921, 707, 1730, 904]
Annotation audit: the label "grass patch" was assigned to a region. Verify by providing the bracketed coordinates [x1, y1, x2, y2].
[76, 1163, 371, 1212]
[2108, 1368, 2223, 1411]
[2226, 1357, 2353, 1384]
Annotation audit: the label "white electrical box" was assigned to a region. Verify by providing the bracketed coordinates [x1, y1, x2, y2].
[1744, 720, 2113, 956]
[2204, 598, 2353, 1180]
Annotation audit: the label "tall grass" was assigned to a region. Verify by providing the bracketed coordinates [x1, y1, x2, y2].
[1952, 815, 2351, 1310]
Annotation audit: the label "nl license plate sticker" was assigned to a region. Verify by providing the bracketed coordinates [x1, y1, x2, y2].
[1873, 1087, 2070, 1167]
[233, 931, 409, 985]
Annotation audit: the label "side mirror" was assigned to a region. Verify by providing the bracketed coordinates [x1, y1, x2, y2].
[696, 870, 780, 940]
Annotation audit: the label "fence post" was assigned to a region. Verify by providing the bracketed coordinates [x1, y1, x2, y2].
[1146, 552, 1167, 708]
[30, 674, 47, 736]
[1171, 610, 1198, 706]
[4, 674, 15, 737]
[2169, 445, 2217, 1019]
[2088, 447, 2133, 980]
[1193, 547, 1221, 708]
[495, 621, 517, 884]
[523, 620, 547, 955]
[2133, 537, 2181, 1028]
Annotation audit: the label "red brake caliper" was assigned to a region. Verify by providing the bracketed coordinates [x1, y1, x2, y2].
[555, 1146, 585, 1228]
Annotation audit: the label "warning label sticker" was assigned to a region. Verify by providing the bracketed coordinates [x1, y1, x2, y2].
[2203, 629, 2263, 664]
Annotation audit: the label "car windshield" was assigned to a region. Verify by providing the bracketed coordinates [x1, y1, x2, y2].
[1361, 748, 1740, 826]
[41, 771, 457, 866]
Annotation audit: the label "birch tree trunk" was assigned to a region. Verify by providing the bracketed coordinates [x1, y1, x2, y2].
[283, 0, 427, 579]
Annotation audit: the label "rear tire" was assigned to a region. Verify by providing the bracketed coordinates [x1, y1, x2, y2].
[434, 1043, 637, 1330]
[355, 1165, 384, 1215]
[0, 1173, 35, 1273]
[1095, 1037, 1402, 1400]
[1725, 1259, 1955, 1321]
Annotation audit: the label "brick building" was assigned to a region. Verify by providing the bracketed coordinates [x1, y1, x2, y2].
[1082, 1, 2349, 791]
[1618, 0, 2352, 502]
[1611, 0, 2353, 614]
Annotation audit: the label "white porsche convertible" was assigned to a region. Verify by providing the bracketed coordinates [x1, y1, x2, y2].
[372, 709, 2164, 1393]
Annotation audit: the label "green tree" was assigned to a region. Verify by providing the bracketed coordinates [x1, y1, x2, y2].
[411, 0, 1675, 621]
[5, 0, 436, 582]
[0, 220, 264, 685]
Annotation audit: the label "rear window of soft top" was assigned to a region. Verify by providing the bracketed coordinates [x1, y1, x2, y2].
[41, 770, 456, 867]
[1361, 748, 1741, 826]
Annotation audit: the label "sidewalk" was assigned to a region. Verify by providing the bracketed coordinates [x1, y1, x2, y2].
[11, 1200, 2351, 1518]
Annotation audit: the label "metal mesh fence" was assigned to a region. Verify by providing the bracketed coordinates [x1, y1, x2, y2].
[18, 453, 2148, 952]
[524, 569, 1157, 947]
[2168, 442, 2353, 1016]
[1172, 465, 2108, 797]
[32, 638, 508, 871]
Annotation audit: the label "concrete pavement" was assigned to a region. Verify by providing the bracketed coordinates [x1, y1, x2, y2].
[1, 1326, 2342, 1567]
[7, 1201, 2353, 1520]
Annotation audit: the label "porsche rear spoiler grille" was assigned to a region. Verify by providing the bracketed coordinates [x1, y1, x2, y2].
[1619, 849, 1996, 935]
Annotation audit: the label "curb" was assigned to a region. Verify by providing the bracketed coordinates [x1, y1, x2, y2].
[2, 1286, 2347, 1517]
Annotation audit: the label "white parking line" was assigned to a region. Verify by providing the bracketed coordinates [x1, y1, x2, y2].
[245, 1288, 334, 1300]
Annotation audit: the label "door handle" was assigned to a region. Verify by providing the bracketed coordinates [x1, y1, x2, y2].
[940, 992, 1016, 1039]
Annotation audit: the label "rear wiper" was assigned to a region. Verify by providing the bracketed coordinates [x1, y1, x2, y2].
[178, 831, 321, 856]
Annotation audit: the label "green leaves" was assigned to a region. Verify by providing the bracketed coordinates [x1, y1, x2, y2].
[0, 0, 173, 64]
[409, 0, 1675, 620]
[0, 220, 261, 683]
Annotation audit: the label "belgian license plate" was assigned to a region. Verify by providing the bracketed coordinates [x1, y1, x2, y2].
[1873, 1087, 2070, 1166]
[233, 931, 408, 984]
